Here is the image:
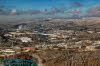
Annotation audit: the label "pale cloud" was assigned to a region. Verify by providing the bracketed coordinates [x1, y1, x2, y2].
[87, 5, 100, 17]
[69, 9, 81, 13]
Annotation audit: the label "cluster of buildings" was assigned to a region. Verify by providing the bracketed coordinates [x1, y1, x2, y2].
[0, 24, 100, 58]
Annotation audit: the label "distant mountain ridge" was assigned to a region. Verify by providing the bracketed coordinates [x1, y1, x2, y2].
[0, 17, 100, 30]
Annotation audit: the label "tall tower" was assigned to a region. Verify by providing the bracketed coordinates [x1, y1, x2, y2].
[17, 25, 23, 32]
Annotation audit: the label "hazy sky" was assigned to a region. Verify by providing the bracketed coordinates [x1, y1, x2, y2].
[0, 0, 100, 22]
